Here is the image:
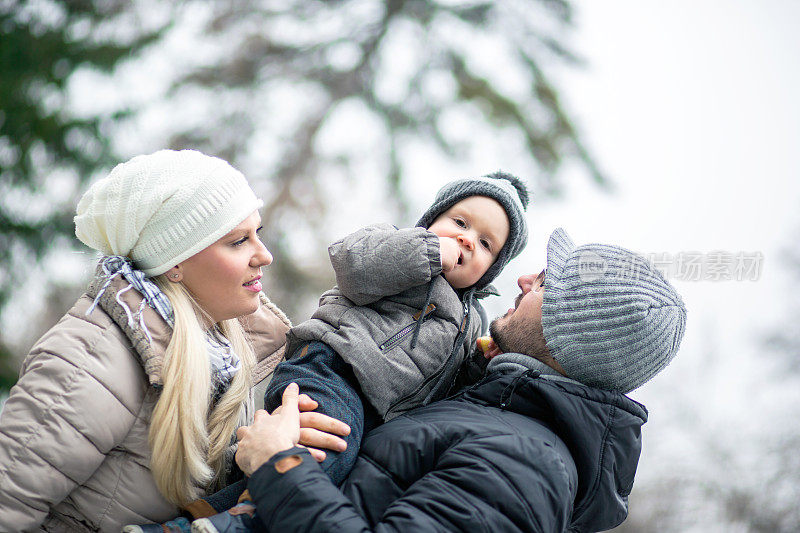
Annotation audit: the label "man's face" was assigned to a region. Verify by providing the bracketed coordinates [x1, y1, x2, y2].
[489, 269, 549, 358]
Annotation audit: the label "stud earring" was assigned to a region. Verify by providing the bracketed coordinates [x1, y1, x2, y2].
[170, 273, 179, 279]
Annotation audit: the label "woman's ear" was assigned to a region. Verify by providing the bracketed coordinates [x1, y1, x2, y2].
[166, 265, 183, 282]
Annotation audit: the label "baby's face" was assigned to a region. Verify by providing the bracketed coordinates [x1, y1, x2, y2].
[428, 196, 510, 288]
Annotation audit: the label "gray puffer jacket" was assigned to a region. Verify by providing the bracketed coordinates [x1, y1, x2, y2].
[0, 272, 290, 532]
[285, 223, 493, 420]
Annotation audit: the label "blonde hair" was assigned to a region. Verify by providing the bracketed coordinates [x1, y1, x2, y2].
[148, 276, 256, 507]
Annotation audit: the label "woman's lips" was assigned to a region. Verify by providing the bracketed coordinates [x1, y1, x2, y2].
[243, 276, 262, 292]
[244, 280, 262, 292]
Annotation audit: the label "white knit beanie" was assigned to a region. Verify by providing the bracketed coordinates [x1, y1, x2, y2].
[74, 149, 263, 276]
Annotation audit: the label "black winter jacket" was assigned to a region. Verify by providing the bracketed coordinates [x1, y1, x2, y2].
[247, 356, 649, 532]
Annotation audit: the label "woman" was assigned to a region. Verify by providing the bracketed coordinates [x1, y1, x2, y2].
[0, 150, 321, 531]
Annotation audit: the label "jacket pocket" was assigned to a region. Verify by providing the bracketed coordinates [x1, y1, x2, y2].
[378, 304, 436, 352]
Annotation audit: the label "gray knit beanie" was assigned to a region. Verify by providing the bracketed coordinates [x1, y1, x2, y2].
[541, 228, 687, 393]
[416, 171, 529, 290]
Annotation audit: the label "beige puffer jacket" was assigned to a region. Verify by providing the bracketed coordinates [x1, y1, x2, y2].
[0, 273, 290, 532]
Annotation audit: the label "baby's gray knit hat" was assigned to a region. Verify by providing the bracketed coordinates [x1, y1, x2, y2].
[416, 171, 529, 290]
[541, 228, 687, 393]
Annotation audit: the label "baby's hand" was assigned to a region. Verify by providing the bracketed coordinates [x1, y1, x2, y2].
[439, 236, 460, 272]
[477, 336, 502, 360]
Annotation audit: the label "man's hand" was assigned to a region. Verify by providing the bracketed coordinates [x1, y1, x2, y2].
[439, 236, 460, 273]
[294, 395, 350, 462]
[236, 383, 301, 476]
[271, 392, 351, 462]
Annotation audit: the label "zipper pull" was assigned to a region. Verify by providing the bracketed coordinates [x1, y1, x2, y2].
[460, 300, 470, 332]
[412, 303, 436, 321]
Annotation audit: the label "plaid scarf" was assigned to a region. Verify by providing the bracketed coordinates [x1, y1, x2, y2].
[87, 256, 241, 395]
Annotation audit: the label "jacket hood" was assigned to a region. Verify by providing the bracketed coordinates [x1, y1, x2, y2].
[464, 357, 649, 532]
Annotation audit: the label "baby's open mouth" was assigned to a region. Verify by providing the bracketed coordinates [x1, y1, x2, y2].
[457, 253, 463, 265]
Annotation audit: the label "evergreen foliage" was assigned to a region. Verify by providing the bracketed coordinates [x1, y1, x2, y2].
[0, 1, 164, 389]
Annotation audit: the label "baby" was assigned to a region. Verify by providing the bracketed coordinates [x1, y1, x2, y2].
[265, 171, 530, 484]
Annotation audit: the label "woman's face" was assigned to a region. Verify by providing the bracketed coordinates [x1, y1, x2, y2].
[171, 211, 272, 322]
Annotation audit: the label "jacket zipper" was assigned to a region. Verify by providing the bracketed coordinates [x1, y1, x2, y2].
[387, 298, 472, 416]
[379, 304, 436, 351]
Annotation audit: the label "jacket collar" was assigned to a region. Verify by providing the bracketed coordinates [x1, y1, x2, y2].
[86, 269, 171, 387]
[486, 352, 569, 380]
[85, 267, 292, 388]
[474, 284, 500, 299]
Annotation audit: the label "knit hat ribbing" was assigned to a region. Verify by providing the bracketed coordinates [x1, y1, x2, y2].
[541, 228, 687, 393]
[416, 171, 529, 290]
[75, 150, 263, 276]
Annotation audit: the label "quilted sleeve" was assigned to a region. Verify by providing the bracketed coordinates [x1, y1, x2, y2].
[0, 313, 142, 531]
[328, 223, 442, 305]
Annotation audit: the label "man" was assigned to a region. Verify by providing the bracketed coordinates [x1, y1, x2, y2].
[224, 228, 687, 533]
